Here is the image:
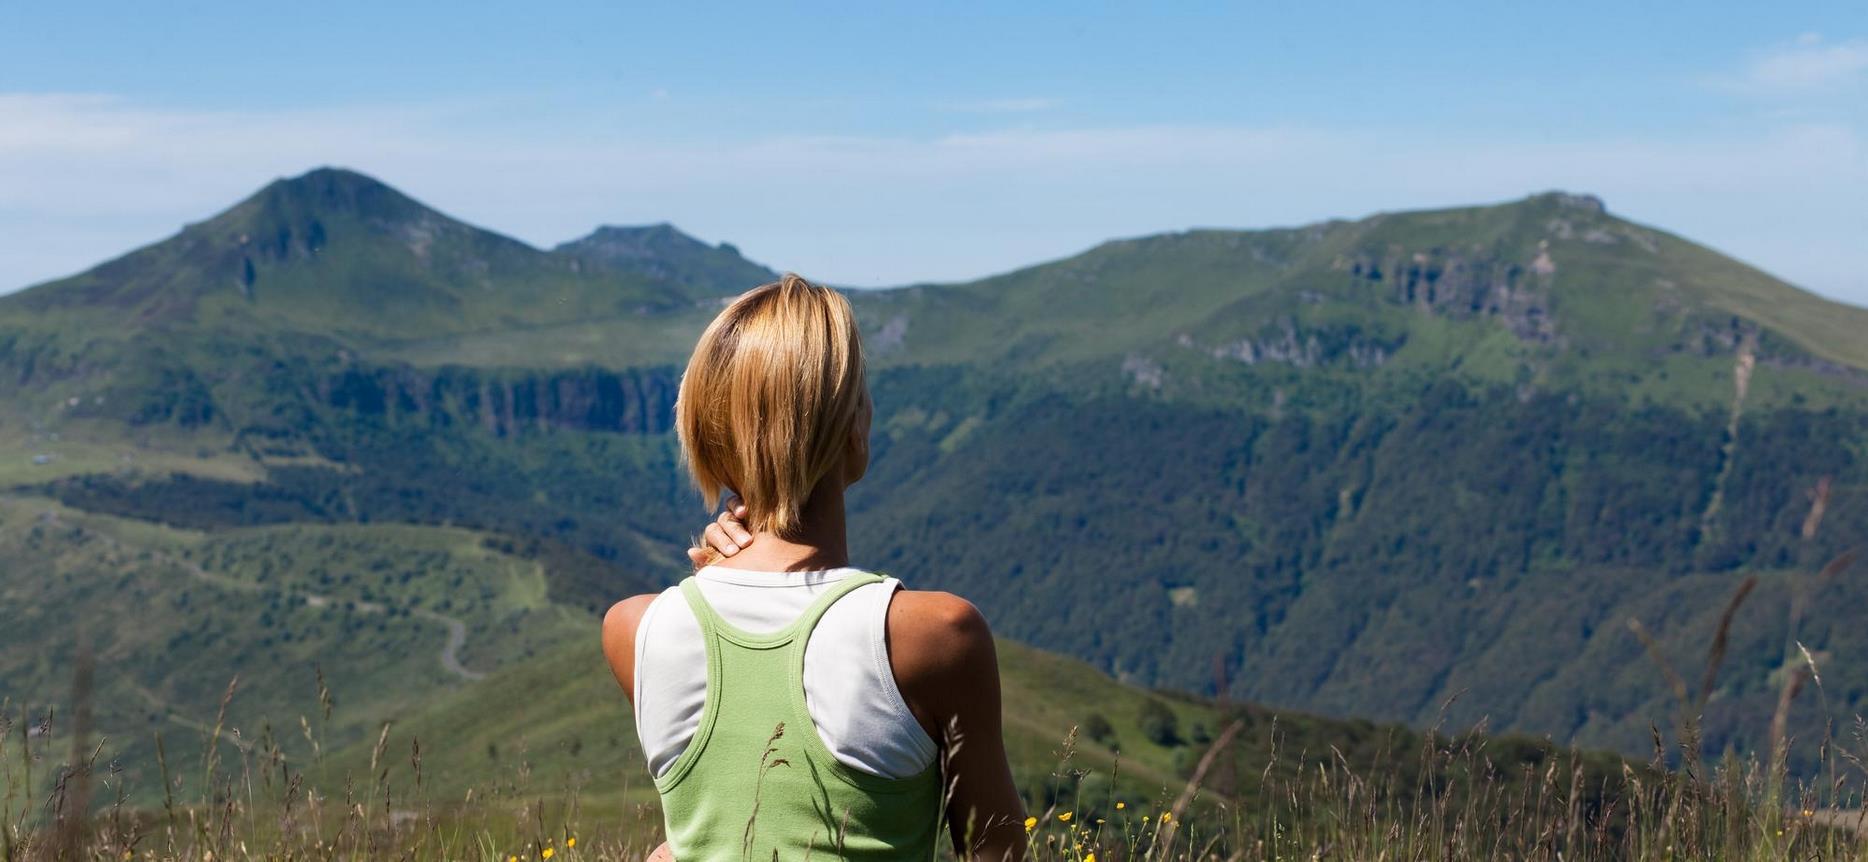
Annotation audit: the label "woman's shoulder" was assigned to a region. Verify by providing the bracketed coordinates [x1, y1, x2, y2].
[885, 588, 989, 634]
[600, 588, 675, 699]
[884, 588, 997, 688]
[603, 589, 667, 645]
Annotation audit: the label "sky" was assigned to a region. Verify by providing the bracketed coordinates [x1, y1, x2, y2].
[2, 2, 1865, 304]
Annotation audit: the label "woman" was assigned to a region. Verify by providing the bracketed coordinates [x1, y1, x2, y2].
[602, 274, 1028, 861]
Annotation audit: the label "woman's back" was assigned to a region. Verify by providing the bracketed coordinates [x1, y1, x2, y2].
[636, 569, 942, 860]
[632, 565, 939, 780]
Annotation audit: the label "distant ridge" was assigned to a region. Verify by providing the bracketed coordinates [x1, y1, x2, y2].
[5, 167, 1865, 376]
[846, 187, 1868, 377]
[556, 222, 776, 293]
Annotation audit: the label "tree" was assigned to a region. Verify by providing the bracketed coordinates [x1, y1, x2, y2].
[1139, 699, 1181, 747]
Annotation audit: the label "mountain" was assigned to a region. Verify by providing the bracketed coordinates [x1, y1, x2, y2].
[2, 168, 1864, 790]
[0, 167, 764, 436]
[836, 191, 1868, 767]
[849, 191, 1868, 395]
[0, 167, 763, 352]
[556, 222, 777, 290]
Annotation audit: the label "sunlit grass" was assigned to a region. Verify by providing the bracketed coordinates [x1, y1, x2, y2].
[9, 664, 1868, 861]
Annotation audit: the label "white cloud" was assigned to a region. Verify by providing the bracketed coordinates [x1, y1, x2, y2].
[0, 92, 1863, 307]
[1734, 34, 1868, 92]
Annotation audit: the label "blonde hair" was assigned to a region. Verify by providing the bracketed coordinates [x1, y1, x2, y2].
[675, 273, 868, 536]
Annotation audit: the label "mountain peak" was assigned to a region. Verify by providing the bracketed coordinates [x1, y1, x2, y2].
[277, 165, 394, 194]
[1525, 190, 1607, 215]
[557, 223, 714, 259]
[234, 166, 433, 228]
[0, 166, 550, 332]
[555, 223, 775, 295]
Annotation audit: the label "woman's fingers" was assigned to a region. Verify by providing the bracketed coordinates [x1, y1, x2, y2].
[690, 498, 751, 570]
[716, 507, 754, 548]
[702, 522, 740, 556]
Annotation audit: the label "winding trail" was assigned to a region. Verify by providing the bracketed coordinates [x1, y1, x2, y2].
[412, 609, 485, 681]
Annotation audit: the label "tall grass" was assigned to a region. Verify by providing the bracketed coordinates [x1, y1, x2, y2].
[8, 631, 1866, 860]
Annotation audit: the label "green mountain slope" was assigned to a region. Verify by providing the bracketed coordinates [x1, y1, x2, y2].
[849, 192, 1868, 405]
[2, 168, 1864, 787]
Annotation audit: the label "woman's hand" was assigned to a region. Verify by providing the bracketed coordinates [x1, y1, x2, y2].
[688, 496, 754, 568]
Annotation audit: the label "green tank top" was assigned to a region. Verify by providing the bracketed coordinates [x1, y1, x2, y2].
[653, 572, 944, 861]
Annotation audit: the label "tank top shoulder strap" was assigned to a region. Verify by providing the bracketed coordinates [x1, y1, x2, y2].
[674, 576, 719, 637]
[787, 570, 885, 642]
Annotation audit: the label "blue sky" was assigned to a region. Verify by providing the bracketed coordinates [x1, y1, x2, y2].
[2, 2, 1864, 303]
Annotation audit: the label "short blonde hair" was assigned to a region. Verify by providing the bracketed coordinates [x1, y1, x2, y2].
[675, 273, 868, 536]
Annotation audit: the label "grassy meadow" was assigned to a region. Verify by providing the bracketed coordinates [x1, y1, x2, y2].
[9, 654, 1868, 860]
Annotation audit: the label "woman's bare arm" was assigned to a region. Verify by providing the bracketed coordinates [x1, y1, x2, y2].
[600, 595, 672, 862]
[890, 592, 1028, 861]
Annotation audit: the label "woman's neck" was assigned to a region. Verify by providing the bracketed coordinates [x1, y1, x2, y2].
[716, 484, 850, 572]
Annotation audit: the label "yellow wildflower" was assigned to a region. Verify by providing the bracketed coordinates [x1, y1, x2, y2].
[1086, 854, 1098, 862]
[1115, 801, 1125, 810]
[1058, 812, 1074, 822]
[542, 848, 555, 860]
[1159, 812, 1173, 823]
[1024, 816, 1038, 831]
[566, 837, 576, 849]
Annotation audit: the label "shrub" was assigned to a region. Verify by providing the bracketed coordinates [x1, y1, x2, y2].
[1139, 698, 1181, 747]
